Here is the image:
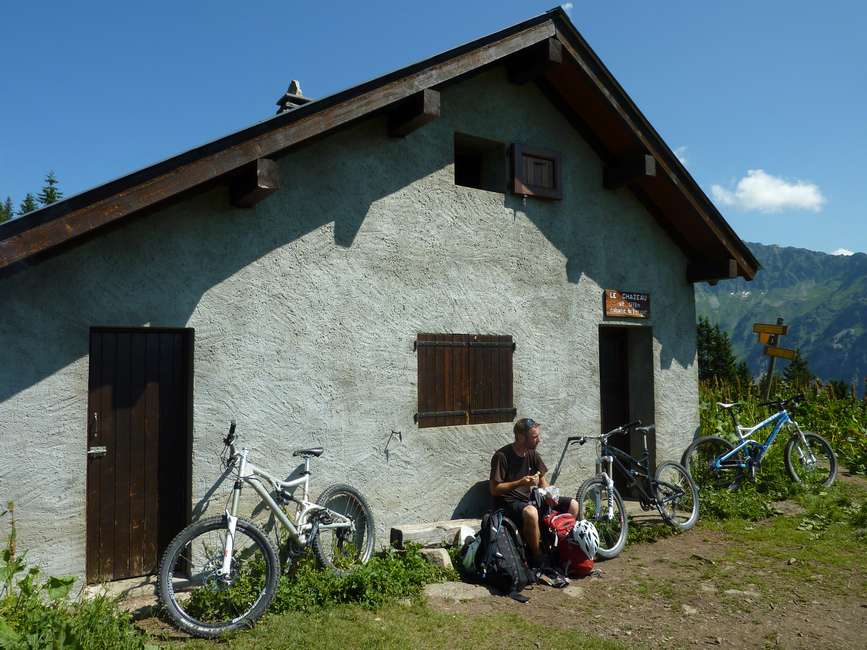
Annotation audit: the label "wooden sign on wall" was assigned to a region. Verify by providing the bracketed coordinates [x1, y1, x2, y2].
[604, 289, 650, 319]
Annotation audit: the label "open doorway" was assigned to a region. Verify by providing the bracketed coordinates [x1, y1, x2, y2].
[598, 326, 655, 496]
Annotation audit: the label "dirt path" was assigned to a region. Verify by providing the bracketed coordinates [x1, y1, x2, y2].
[427, 517, 867, 649]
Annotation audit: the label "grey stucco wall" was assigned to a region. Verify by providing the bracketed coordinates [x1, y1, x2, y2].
[0, 65, 699, 580]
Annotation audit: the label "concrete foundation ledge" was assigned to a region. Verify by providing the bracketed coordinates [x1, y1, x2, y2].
[390, 518, 481, 548]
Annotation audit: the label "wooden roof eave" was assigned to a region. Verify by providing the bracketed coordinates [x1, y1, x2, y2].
[0, 16, 559, 273]
[547, 15, 758, 282]
[0, 7, 758, 285]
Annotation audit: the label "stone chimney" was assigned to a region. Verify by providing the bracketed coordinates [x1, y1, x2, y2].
[276, 80, 312, 114]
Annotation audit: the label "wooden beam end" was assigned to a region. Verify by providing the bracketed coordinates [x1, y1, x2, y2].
[507, 37, 562, 84]
[603, 153, 657, 190]
[230, 158, 280, 208]
[388, 89, 441, 138]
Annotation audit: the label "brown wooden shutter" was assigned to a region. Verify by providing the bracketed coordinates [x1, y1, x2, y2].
[468, 335, 515, 425]
[415, 333, 469, 428]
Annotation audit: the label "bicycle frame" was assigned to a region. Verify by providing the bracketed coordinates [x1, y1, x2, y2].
[599, 437, 657, 506]
[217, 447, 353, 578]
[713, 409, 804, 470]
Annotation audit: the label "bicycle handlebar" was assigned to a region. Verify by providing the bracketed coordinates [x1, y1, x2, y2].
[758, 394, 804, 410]
[224, 420, 237, 443]
[569, 420, 646, 446]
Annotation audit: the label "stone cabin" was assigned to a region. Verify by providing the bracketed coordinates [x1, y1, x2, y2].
[0, 7, 757, 583]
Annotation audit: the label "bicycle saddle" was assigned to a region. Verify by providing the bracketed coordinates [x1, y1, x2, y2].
[292, 447, 324, 458]
[716, 402, 741, 409]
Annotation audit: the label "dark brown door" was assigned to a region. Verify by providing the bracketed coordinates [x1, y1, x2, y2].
[86, 328, 192, 583]
[599, 327, 631, 494]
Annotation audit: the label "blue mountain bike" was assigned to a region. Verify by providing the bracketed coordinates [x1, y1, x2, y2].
[681, 395, 837, 491]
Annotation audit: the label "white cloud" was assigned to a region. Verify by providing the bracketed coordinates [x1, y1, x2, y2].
[832, 248, 854, 256]
[561, 2, 574, 13]
[674, 146, 688, 167]
[710, 169, 825, 213]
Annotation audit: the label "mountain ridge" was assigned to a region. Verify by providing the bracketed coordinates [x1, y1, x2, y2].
[695, 242, 867, 392]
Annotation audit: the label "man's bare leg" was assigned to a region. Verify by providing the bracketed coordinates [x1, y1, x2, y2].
[521, 505, 541, 564]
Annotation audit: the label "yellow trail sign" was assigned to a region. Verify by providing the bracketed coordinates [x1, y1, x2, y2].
[753, 323, 788, 335]
[764, 346, 797, 360]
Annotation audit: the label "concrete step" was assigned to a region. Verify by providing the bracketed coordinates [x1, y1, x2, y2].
[390, 518, 481, 548]
[83, 575, 158, 619]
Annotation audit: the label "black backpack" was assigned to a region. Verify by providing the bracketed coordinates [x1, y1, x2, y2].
[473, 510, 534, 600]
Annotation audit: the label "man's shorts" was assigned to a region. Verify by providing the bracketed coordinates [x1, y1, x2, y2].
[503, 496, 574, 525]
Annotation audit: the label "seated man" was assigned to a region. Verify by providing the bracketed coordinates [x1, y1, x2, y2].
[489, 417, 579, 567]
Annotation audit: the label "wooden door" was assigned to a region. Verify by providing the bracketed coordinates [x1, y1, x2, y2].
[599, 327, 631, 494]
[86, 328, 192, 583]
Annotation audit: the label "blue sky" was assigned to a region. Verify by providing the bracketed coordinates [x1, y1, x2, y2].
[1, 1, 864, 255]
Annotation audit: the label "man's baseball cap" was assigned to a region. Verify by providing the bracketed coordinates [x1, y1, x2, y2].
[514, 417, 541, 436]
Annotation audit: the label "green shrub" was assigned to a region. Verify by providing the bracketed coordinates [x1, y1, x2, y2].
[0, 503, 147, 650]
[185, 544, 456, 624]
[273, 546, 455, 612]
[699, 484, 776, 521]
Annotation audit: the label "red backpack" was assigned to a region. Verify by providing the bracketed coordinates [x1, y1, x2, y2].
[542, 512, 594, 578]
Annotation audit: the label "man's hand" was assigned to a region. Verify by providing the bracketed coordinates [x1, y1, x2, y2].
[521, 472, 540, 487]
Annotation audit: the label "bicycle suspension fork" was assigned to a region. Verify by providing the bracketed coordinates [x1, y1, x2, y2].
[597, 455, 615, 519]
[220, 448, 248, 578]
[789, 418, 817, 468]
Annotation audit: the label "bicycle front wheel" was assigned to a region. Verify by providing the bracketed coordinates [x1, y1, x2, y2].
[785, 432, 837, 489]
[312, 483, 375, 574]
[576, 477, 627, 559]
[157, 516, 279, 638]
[681, 436, 743, 491]
[654, 461, 700, 530]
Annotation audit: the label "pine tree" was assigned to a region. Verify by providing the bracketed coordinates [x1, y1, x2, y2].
[0, 196, 13, 224]
[17, 193, 38, 215]
[735, 360, 752, 389]
[782, 349, 812, 389]
[696, 317, 740, 383]
[37, 171, 63, 207]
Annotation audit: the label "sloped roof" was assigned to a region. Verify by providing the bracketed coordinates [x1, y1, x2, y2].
[0, 7, 758, 281]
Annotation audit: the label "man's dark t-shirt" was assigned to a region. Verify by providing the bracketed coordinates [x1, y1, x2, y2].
[489, 444, 548, 507]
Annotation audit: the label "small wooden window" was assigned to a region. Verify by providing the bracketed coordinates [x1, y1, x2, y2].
[511, 144, 562, 200]
[415, 333, 515, 428]
[454, 133, 506, 193]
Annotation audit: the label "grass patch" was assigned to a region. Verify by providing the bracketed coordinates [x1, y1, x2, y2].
[156, 601, 627, 650]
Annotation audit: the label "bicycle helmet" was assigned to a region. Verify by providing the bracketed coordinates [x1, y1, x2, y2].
[570, 519, 600, 559]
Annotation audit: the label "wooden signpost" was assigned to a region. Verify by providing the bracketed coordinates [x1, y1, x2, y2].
[753, 318, 796, 398]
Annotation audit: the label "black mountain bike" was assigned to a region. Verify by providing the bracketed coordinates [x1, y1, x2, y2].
[570, 421, 699, 558]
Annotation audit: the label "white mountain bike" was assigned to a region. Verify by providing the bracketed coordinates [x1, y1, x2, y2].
[157, 421, 375, 637]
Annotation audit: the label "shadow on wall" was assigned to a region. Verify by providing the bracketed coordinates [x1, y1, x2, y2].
[450, 480, 492, 519]
[0, 115, 447, 403]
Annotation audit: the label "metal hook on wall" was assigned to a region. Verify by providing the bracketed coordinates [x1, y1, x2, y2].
[383, 430, 402, 462]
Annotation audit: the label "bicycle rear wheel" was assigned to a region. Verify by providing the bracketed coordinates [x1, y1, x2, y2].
[653, 461, 700, 530]
[785, 432, 837, 489]
[157, 516, 279, 638]
[311, 483, 375, 574]
[681, 436, 743, 491]
[576, 477, 627, 559]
